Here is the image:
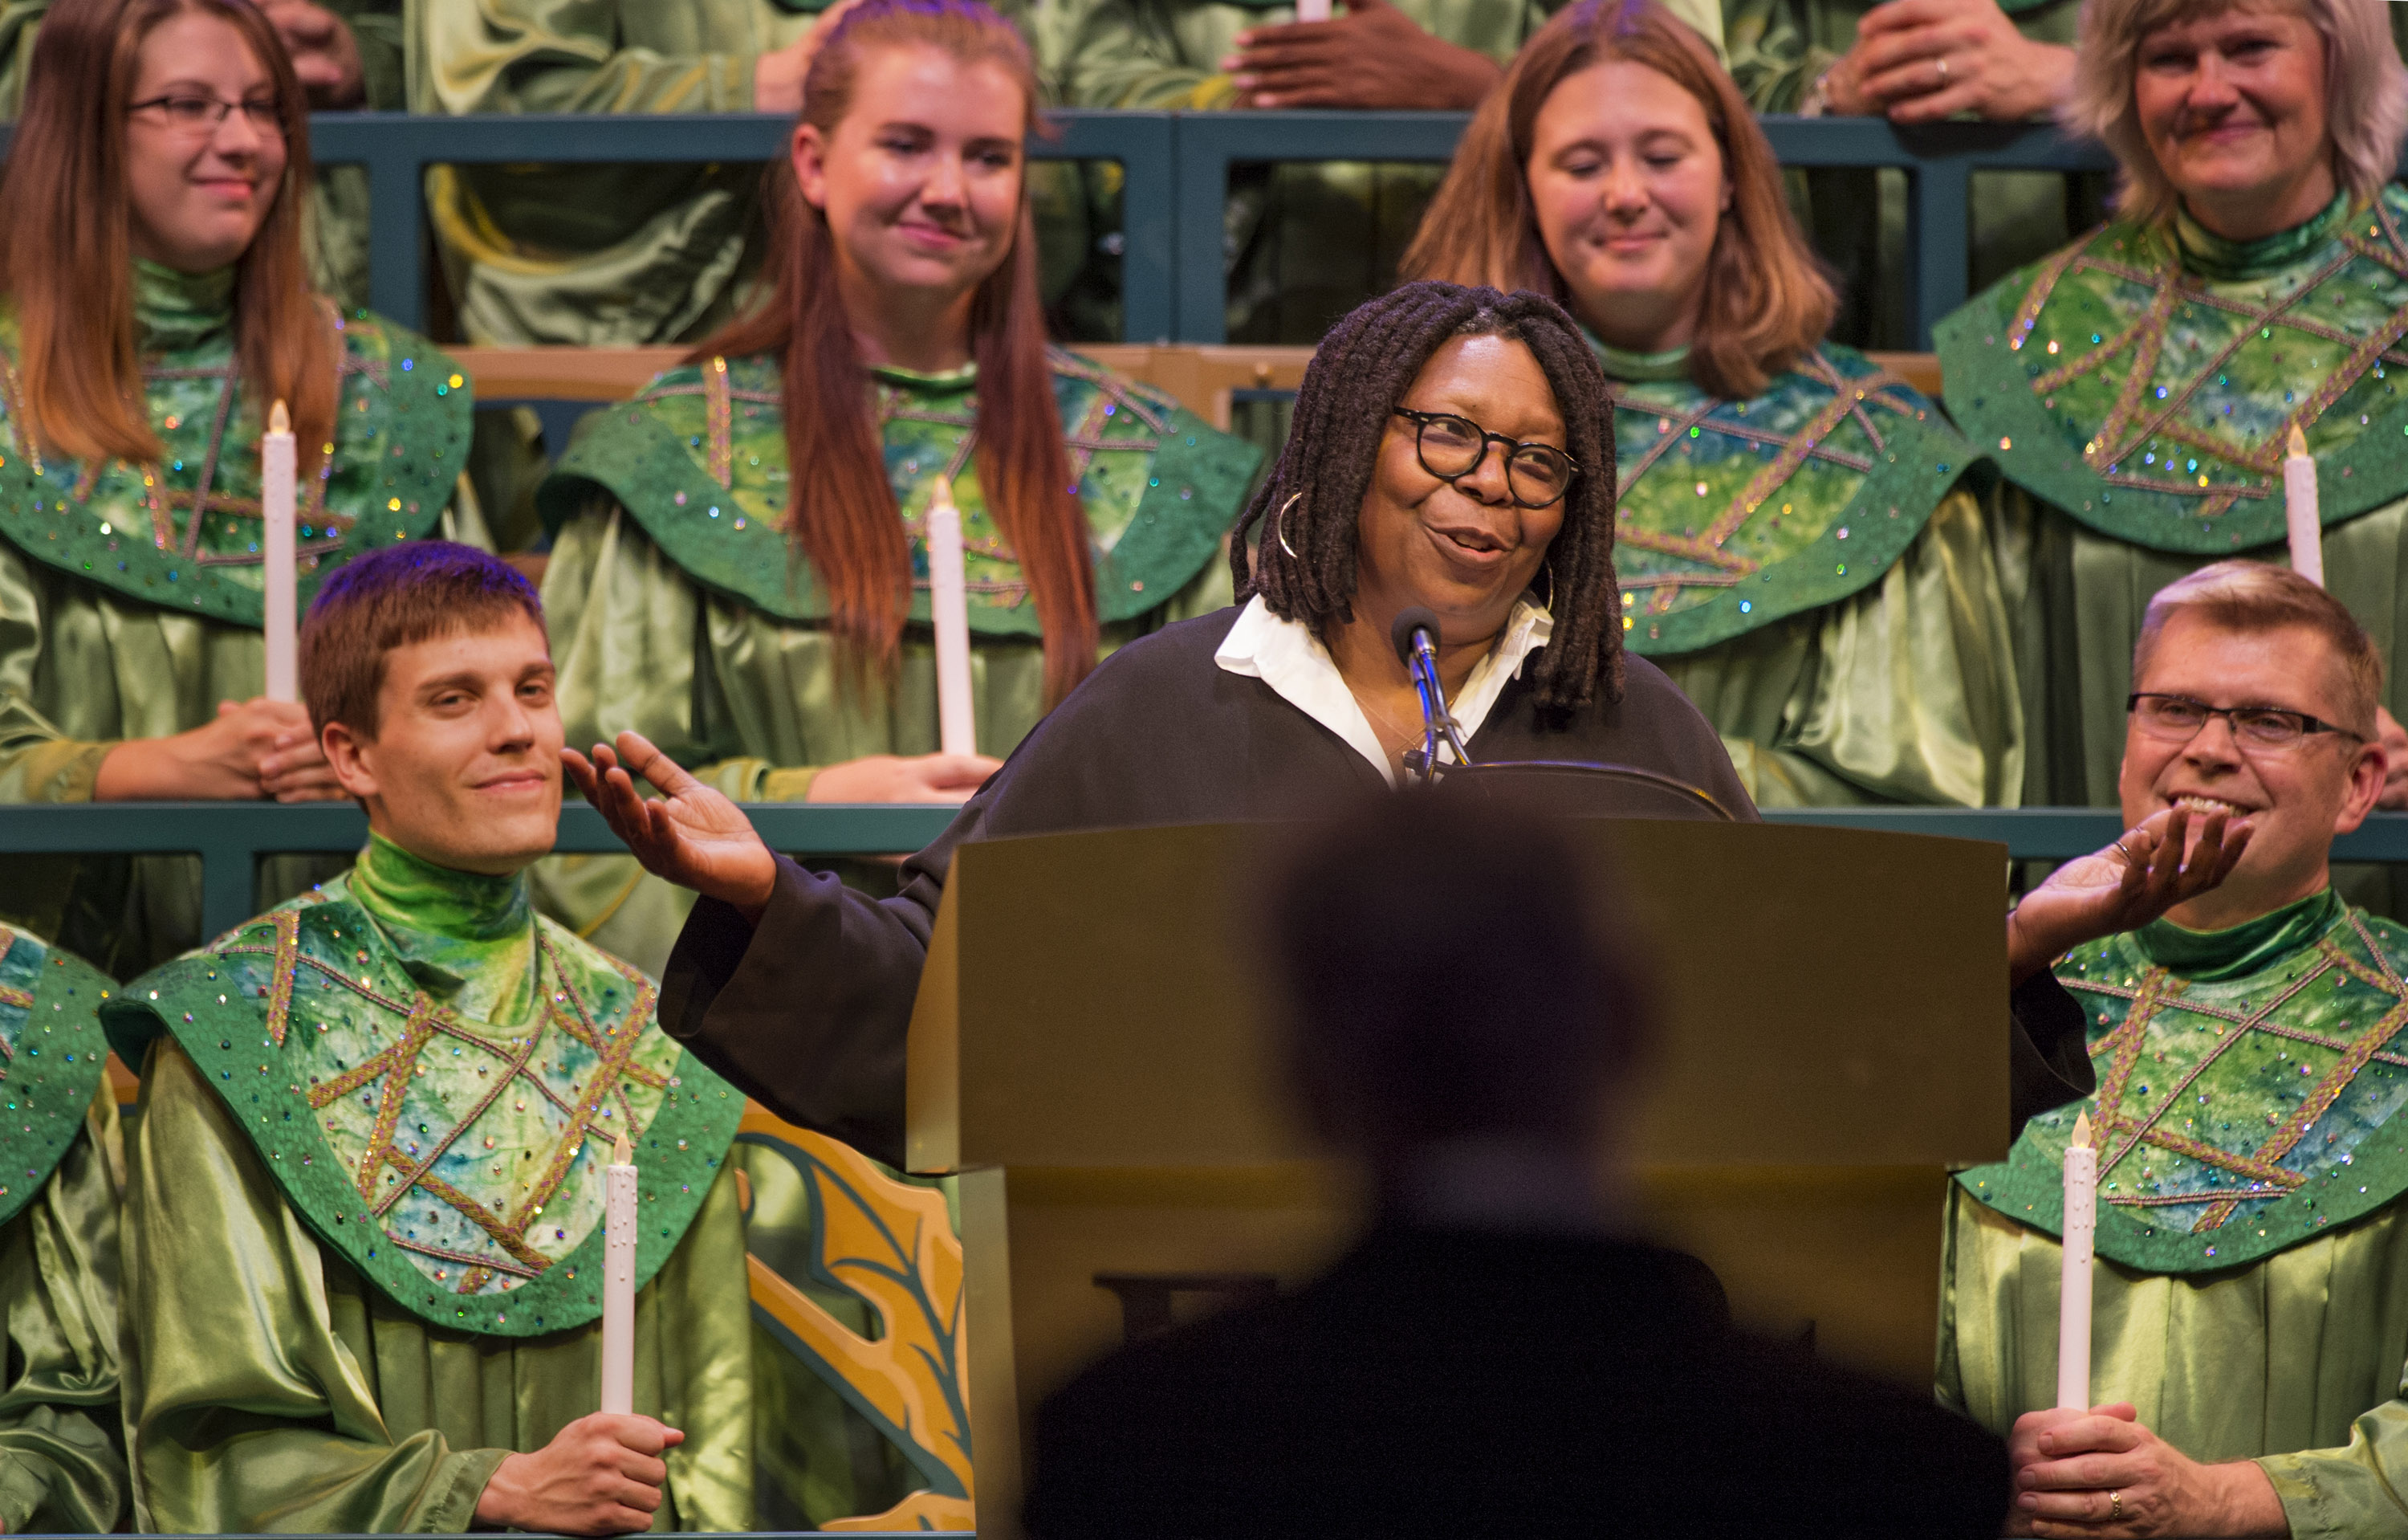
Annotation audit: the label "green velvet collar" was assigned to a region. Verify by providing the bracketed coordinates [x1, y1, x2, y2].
[1936, 181, 2408, 555]
[1961, 893, 2408, 1273]
[537, 347, 1261, 634]
[0, 927, 109, 1230]
[2174, 192, 2353, 282]
[2133, 887, 2343, 980]
[1599, 338, 1978, 654]
[102, 871, 742, 1338]
[348, 833, 539, 1027]
[1589, 338, 1692, 383]
[134, 259, 234, 352]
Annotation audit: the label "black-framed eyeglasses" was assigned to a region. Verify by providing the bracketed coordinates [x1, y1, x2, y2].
[2127, 692, 2365, 749]
[128, 94, 284, 136]
[1392, 409, 1579, 509]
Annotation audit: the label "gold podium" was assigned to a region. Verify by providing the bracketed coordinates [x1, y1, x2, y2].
[905, 820, 2009, 1528]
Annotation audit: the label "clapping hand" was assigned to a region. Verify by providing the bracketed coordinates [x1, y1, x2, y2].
[1221, 0, 1503, 110]
[2005, 805, 2251, 984]
[563, 732, 779, 921]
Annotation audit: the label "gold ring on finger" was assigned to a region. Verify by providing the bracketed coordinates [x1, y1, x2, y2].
[1934, 54, 1950, 79]
[2109, 1489, 2124, 1521]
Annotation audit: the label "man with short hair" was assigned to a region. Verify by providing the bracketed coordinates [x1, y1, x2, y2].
[104, 543, 755, 1534]
[1944, 559, 2408, 1537]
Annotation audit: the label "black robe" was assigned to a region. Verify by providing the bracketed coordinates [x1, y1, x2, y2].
[1023, 1225, 2011, 1539]
[658, 607, 1756, 1165]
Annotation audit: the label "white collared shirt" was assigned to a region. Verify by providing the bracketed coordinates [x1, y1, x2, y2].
[1211, 594, 1556, 786]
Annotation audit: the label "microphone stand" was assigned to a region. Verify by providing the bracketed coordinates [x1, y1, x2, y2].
[1392, 607, 1471, 784]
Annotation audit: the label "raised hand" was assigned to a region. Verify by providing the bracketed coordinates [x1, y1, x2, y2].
[2006, 805, 2252, 984]
[1221, 0, 1503, 111]
[563, 732, 779, 919]
[474, 1412, 686, 1536]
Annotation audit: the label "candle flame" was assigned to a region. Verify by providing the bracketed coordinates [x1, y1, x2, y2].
[613, 1131, 631, 1166]
[2071, 1110, 2092, 1150]
[269, 399, 291, 436]
[932, 475, 957, 515]
[2288, 424, 2308, 460]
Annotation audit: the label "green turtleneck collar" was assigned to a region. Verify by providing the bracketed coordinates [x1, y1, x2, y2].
[2131, 886, 2342, 982]
[2174, 190, 2353, 281]
[1586, 336, 1694, 384]
[869, 359, 978, 393]
[133, 257, 234, 352]
[346, 831, 539, 1026]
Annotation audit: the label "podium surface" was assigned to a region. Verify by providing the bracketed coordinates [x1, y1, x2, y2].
[908, 819, 2009, 1518]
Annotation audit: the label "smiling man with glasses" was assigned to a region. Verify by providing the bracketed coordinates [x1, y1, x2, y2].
[1937, 559, 2408, 1538]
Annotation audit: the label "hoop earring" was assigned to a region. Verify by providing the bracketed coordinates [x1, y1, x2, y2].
[1537, 556, 1556, 611]
[1274, 492, 1302, 560]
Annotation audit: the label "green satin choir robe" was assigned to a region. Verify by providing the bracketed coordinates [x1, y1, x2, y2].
[1939, 188, 2408, 809]
[1943, 890, 2408, 1538]
[104, 833, 755, 1534]
[412, 0, 828, 350]
[1056, 0, 1721, 344]
[1723, 0, 2087, 349]
[529, 348, 1261, 976]
[0, 927, 125, 1535]
[1601, 340, 2022, 807]
[0, 261, 476, 975]
[0, 1, 405, 312]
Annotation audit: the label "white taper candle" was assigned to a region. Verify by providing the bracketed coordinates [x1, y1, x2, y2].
[2284, 424, 2324, 587]
[2056, 1110, 2097, 1411]
[1293, 0, 1331, 20]
[925, 477, 977, 759]
[600, 1131, 637, 1416]
[262, 401, 298, 702]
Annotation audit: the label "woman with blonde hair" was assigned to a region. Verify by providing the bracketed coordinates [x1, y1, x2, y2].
[1405, 0, 2018, 809]
[0, 0, 475, 973]
[531, 0, 1257, 968]
[1938, 0, 2408, 808]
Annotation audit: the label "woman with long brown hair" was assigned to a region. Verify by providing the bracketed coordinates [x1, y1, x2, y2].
[533, 0, 1258, 975]
[1405, 0, 2020, 810]
[0, 0, 477, 973]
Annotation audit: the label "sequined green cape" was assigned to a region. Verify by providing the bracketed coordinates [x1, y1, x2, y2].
[538, 348, 1257, 633]
[0, 262, 471, 627]
[101, 837, 742, 1338]
[1962, 890, 2408, 1273]
[1607, 340, 1979, 654]
[0, 923, 107, 1225]
[1938, 189, 2408, 555]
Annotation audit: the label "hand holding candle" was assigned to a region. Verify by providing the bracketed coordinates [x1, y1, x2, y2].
[925, 477, 978, 759]
[2284, 424, 2324, 587]
[600, 1131, 637, 1416]
[262, 401, 298, 702]
[2056, 1110, 2096, 1411]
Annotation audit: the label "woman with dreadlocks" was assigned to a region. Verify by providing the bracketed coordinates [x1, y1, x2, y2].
[562, 280, 1752, 1166]
[1405, 0, 2019, 811]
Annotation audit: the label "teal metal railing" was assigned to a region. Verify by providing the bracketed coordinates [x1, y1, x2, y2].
[7, 802, 2402, 940]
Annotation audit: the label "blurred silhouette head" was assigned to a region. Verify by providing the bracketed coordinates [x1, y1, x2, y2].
[1263, 788, 1653, 1189]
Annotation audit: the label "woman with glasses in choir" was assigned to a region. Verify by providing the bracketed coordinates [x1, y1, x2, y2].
[0, 0, 478, 974]
[1404, 0, 2020, 811]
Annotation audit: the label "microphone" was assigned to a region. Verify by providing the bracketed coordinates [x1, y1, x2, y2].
[1389, 607, 1471, 781]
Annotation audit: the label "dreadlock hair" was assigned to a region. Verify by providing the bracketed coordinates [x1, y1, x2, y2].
[1230, 281, 1624, 714]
